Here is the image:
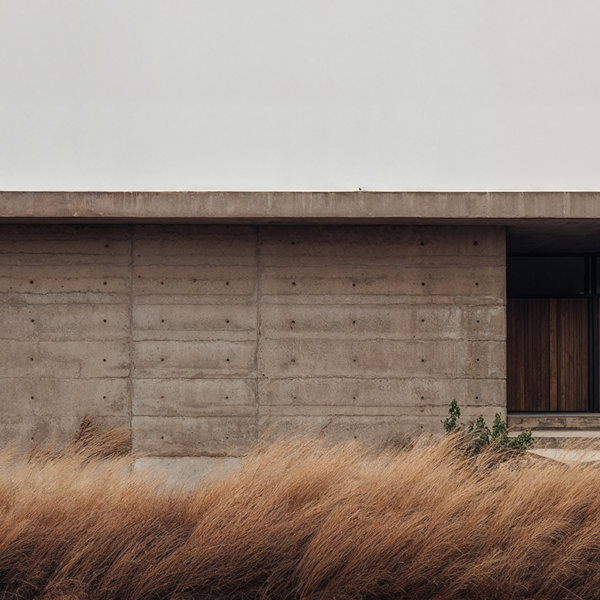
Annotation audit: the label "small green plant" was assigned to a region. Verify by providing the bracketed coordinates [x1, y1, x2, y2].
[443, 398, 461, 433]
[443, 399, 533, 453]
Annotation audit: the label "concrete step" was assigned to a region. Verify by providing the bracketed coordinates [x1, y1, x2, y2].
[528, 448, 600, 463]
[508, 428, 600, 449]
[508, 413, 600, 431]
[508, 413, 600, 453]
[508, 414, 600, 461]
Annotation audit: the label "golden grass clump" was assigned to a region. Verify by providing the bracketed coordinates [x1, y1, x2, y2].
[2, 428, 600, 599]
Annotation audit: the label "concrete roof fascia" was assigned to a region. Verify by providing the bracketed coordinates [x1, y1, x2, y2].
[0, 191, 599, 224]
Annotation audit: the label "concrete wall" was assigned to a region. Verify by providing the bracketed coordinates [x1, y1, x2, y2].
[0, 224, 506, 460]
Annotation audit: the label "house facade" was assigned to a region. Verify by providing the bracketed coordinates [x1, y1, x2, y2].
[1, 192, 598, 471]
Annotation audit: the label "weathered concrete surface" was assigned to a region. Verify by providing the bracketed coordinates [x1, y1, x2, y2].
[130, 226, 259, 457]
[133, 456, 241, 485]
[0, 226, 132, 448]
[257, 225, 505, 444]
[1, 191, 600, 224]
[0, 224, 505, 455]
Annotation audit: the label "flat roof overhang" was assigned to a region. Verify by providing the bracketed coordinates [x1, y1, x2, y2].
[2, 191, 600, 253]
[0, 191, 599, 224]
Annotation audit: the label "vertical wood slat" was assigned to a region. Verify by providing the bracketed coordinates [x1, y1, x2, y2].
[507, 298, 526, 411]
[537, 298, 549, 410]
[507, 298, 588, 412]
[549, 298, 558, 411]
[557, 298, 588, 411]
[527, 299, 551, 411]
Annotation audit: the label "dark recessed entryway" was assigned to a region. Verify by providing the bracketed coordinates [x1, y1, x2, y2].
[507, 255, 599, 413]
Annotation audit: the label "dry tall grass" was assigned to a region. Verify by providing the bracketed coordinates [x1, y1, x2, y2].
[2, 429, 600, 600]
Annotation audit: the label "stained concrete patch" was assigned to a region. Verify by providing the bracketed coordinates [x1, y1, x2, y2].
[133, 456, 242, 485]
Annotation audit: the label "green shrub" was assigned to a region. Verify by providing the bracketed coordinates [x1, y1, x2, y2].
[443, 399, 533, 453]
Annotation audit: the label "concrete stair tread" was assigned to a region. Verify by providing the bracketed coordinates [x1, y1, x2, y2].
[508, 413, 600, 450]
[517, 429, 600, 438]
[509, 428, 600, 450]
[508, 414, 600, 432]
[528, 449, 600, 463]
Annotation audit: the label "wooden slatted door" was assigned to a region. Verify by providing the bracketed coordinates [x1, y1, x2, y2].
[508, 298, 588, 412]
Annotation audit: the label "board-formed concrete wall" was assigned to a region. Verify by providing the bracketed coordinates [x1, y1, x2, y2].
[0, 224, 506, 459]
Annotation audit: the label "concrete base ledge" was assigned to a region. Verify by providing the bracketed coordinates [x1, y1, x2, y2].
[508, 414, 600, 431]
[510, 429, 600, 450]
[2, 191, 600, 223]
[509, 415, 600, 450]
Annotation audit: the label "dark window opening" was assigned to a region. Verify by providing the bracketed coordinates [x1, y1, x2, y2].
[507, 256, 586, 296]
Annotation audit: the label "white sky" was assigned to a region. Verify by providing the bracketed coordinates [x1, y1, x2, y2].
[1, 0, 599, 191]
